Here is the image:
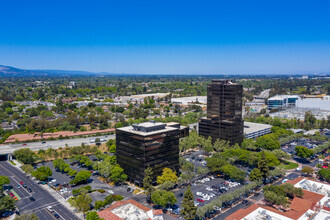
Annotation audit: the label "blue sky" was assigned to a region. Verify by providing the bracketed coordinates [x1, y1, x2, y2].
[0, 0, 329, 74]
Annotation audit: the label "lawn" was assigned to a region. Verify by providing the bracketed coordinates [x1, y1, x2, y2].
[278, 160, 299, 170]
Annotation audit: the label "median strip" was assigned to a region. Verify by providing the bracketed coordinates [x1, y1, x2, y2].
[10, 189, 21, 200]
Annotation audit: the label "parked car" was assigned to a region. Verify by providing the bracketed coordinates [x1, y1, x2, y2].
[27, 188, 32, 192]
[178, 193, 183, 197]
[23, 184, 27, 188]
[29, 197, 35, 202]
[54, 213, 60, 218]
[197, 199, 205, 202]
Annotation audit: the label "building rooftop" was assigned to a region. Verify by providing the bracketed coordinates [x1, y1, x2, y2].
[117, 122, 178, 136]
[268, 95, 300, 101]
[243, 121, 272, 134]
[98, 199, 163, 220]
[227, 177, 329, 220]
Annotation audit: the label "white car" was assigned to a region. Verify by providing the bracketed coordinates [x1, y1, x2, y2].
[47, 206, 54, 212]
[108, 190, 114, 194]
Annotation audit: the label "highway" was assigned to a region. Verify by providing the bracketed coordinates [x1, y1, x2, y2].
[0, 134, 115, 154]
[0, 161, 80, 220]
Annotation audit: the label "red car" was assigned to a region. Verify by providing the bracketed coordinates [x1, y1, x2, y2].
[197, 199, 205, 202]
[22, 143, 27, 146]
[20, 181, 24, 185]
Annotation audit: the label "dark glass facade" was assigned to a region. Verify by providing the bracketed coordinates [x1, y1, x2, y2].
[116, 125, 180, 185]
[199, 79, 243, 145]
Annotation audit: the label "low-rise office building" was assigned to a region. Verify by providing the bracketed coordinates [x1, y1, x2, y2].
[267, 95, 300, 110]
[116, 122, 180, 185]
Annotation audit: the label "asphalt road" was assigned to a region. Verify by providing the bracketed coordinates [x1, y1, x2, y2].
[0, 161, 80, 220]
[0, 134, 115, 154]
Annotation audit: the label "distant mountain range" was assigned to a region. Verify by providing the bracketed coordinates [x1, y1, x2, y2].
[0, 64, 329, 77]
[0, 64, 112, 77]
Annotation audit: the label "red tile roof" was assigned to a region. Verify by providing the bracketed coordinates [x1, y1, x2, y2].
[98, 210, 122, 220]
[226, 189, 325, 220]
[153, 209, 163, 215]
[3, 128, 115, 143]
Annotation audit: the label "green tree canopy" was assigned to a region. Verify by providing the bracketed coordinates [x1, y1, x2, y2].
[109, 164, 127, 184]
[70, 170, 91, 185]
[143, 167, 154, 200]
[31, 166, 52, 181]
[180, 186, 197, 220]
[249, 168, 262, 182]
[157, 168, 178, 185]
[0, 196, 16, 215]
[0, 176, 10, 192]
[151, 190, 177, 207]
[13, 148, 37, 164]
[86, 211, 103, 220]
[295, 145, 314, 159]
[255, 134, 281, 150]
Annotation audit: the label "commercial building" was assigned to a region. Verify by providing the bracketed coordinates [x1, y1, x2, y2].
[98, 199, 164, 220]
[199, 79, 243, 145]
[166, 122, 189, 138]
[227, 177, 330, 220]
[267, 95, 300, 110]
[116, 122, 180, 185]
[244, 122, 272, 139]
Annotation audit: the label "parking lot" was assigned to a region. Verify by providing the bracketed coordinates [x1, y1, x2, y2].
[183, 150, 208, 168]
[281, 139, 325, 155]
[174, 175, 244, 210]
[34, 156, 146, 205]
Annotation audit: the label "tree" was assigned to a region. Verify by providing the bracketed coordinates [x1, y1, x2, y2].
[318, 168, 330, 181]
[180, 186, 197, 220]
[241, 139, 256, 150]
[109, 144, 116, 153]
[110, 164, 127, 184]
[259, 152, 280, 167]
[71, 193, 92, 212]
[70, 170, 91, 185]
[14, 213, 39, 220]
[249, 168, 262, 181]
[258, 151, 269, 180]
[220, 164, 245, 182]
[202, 136, 213, 154]
[53, 159, 65, 170]
[157, 168, 178, 185]
[31, 166, 52, 181]
[68, 169, 78, 177]
[86, 211, 103, 220]
[301, 167, 314, 176]
[295, 146, 314, 159]
[0, 196, 15, 214]
[205, 155, 227, 172]
[255, 134, 280, 150]
[0, 176, 10, 192]
[263, 184, 304, 207]
[13, 148, 37, 164]
[21, 164, 34, 174]
[143, 167, 154, 201]
[151, 190, 177, 208]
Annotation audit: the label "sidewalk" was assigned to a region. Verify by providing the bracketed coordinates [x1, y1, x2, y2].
[39, 184, 84, 219]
